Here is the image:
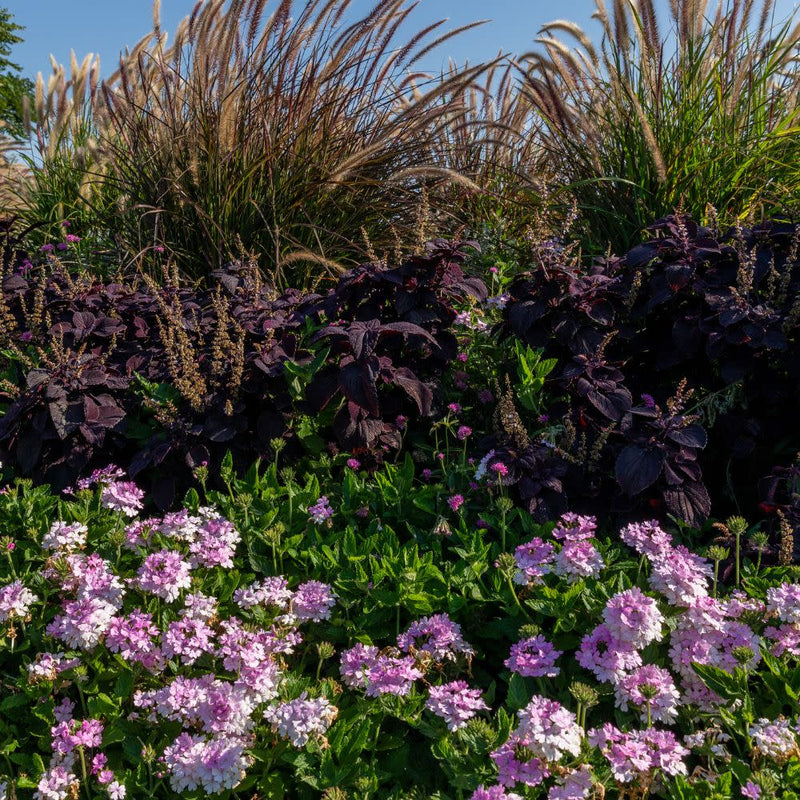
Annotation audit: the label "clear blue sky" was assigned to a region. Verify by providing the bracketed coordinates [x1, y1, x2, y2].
[6, 0, 800, 81]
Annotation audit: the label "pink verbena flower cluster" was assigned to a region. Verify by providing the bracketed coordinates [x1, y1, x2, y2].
[0, 579, 38, 622]
[505, 635, 562, 678]
[588, 724, 688, 783]
[264, 693, 338, 746]
[425, 681, 488, 730]
[397, 613, 474, 661]
[620, 520, 710, 606]
[490, 696, 582, 789]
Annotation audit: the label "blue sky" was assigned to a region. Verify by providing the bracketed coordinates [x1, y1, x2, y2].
[6, 0, 800, 81]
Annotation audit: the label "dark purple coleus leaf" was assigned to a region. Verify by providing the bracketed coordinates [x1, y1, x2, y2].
[615, 445, 664, 495]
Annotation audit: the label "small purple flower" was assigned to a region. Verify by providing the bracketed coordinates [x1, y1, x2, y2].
[640, 393, 656, 408]
[742, 781, 761, 799]
[346, 458, 361, 470]
[41, 243, 55, 253]
[65, 234, 81, 244]
[490, 461, 509, 477]
[457, 425, 472, 440]
[308, 496, 334, 525]
[537, 414, 550, 424]
[355, 506, 369, 518]
[448, 494, 464, 512]
[447, 402, 462, 414]
[56, 242, 69, 251]
[457, 352, 468, 362]
[19, 331, 33, 342]
[478, 389, 494, 404]
[396, 415, 407, 430]
[422, 468, 433, 480]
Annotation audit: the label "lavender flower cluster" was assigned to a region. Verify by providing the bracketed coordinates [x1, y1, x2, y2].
[4, 477, 340, 799]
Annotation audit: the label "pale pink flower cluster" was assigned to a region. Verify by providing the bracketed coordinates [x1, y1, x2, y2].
[512, 537, 556, 585]
[668, 596, 761, 707]
[42, 521, 88, 552]
[748, 718, 798, 761]
[100, 481, 144, 517]
[135, 550, 192, 603]
[162, 732, 252, 795]
[614, 664, 681, 723]
[588, 724, 688, 782]
[425, 681, 488, 730]
[264, 693, 338, 746]
[491, 696, 582, 789]
[0, 579, 38, 622]
[397, 613, 474, 661]
[620, 521, 710, 606]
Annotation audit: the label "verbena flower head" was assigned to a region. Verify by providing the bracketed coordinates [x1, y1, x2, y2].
[46, 597, 117, 650]
[264, 693, 338, 746]
[552, 513, 597, 541]
[188, 514, 240, 569]
[34, 765, 77, 800]
[136, 550, 192, 603]
[764, 623, 800, 657]
[749, 718, 798, 761]
[397, 613, 474, 661]
[0, 580, 38, 622]
[547, 765, 594, 799]
[614, 664, 681, 723]
[514, 695, 583, 762]
[619, 520, 673, 559]
[162, 733, 252, 795]
[105, 610, 163, 672]
[42, 522, 88, 552]
[554, 539, 604, 582]
[292, 581, 336, 622]
[27, 653, 81, 683]
[425, 681, 488, 730]
[100, 481, 145, 517]
[576, 624, 642, 683]
[648, 545, 711, 606]
[365, 653, 424, 697]
[505, 635, 562, 678]
[234, 577, 292, 611]
[308, 496, 334, 525]
[602, 587, 664, 649]
[513, 537, 556, 585]
[491, 741, 550, 788]
[766, 583, 800, 624]
[339, 643, 379, 689]
[589, 725, 688, 782]
[471, 786, 523, 800]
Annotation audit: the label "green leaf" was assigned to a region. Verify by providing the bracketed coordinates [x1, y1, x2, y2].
[691, 663, 740, 700]
[506, 673, 529, 711]
[0, 693, 29, 711]
[88, 693, 119, 716]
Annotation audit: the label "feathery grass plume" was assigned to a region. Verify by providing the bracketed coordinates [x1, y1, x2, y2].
[519, 0, 800, 253]
[18, 0, 491, 287]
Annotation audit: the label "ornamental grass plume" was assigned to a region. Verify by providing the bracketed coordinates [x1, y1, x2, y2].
[519, 0, 800, 251]
[20, 0, 492, 286]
